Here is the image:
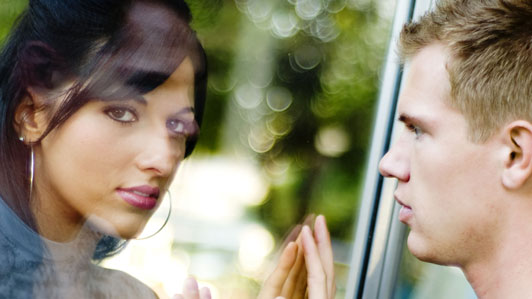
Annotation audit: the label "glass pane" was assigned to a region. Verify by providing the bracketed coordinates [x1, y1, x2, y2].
[393, 232, 477, 299]
[0, 0, 395, 298]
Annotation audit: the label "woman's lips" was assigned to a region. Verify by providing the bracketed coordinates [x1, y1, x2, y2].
[117, 186, 160, 210]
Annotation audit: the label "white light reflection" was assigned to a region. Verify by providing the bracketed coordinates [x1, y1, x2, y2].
[246, 0, 274, 23]
[295, 0, 323, 20]
[190, 252, 227, 280]
[238, 224, 275, 274]
[266, 86, 293, 112]
[271, 10, 300, 39]
[234, 83, 263, 109]
[310, 15, 340, 42]
[172, 156, 270, 218]
[326, 0, 347, 13]
[314, 125, 350, 157]
[347, 0, 371, 11]
[248, 125, 276, 153]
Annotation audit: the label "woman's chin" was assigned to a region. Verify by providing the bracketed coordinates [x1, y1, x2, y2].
[86, 214, 147, 239]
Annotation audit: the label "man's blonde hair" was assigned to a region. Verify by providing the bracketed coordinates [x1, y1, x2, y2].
[399, 0, 532, 141]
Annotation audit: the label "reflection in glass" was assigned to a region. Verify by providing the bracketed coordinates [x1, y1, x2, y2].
[0, 0, 396, 297]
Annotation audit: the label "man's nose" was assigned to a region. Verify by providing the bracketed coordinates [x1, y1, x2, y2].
[378, 143, 410, 182]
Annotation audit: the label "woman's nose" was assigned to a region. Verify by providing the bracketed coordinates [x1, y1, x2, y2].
[135, 133, 182, 177]
[378, 144, 410, 182]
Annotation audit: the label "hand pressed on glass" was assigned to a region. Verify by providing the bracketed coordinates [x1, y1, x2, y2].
[173, 277, 212, 299]
[258, 215, 336, 299]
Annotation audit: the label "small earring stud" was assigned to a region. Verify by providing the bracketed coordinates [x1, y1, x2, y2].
[19, 136, 24, 142]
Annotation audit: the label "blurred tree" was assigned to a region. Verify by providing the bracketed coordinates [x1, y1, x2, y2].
[0, 0, 27, 43]
[190, 0, 391, 241]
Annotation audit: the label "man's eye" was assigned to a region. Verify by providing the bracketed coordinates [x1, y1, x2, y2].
[406, 124, 422, 137]
[106, 107, 137, 123]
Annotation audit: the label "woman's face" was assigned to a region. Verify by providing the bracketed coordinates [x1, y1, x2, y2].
[33, 57, 197, 240]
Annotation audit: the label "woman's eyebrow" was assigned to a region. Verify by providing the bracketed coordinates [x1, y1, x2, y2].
[172, 107, 195, 117]
[130, 98, 195, 118]
[125, 70, 171, 94]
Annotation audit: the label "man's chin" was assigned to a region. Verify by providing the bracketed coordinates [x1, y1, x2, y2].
[406, 233, 445, 264]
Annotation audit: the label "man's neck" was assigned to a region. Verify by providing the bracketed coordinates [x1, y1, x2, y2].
[462, 207, 532, 298]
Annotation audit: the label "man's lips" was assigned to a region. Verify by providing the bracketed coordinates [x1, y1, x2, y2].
[117, 185, 160, 210]
[395, 197, 410, 208]
[395, 196, 413, 223]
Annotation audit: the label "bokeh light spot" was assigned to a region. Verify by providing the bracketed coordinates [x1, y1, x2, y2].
[248, 126, 275, 153]
[271, 10, 300, 39]
[314, 125, 351, 157]
[238, 224, 274, 273]
[293, 44, 322, 70]
[266, 86, 293, 112]
[295, 0, 323, 20]
[234, 83, 263, 109]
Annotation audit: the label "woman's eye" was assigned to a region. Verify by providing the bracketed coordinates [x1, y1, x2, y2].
[167, 119, 198, 137]
[167, 119, 186, 134]
[106, 107, 137, 123]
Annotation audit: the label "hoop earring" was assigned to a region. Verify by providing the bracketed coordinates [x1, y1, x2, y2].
[133, 190, 172, 240]
[20, 136, 35, 200]
[29, 145, 35, 200]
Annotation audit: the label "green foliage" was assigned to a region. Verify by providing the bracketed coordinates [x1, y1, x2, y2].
[187, 0, 223, 29]
[0, 0, 27, 44]
[190, 0, 391, 240]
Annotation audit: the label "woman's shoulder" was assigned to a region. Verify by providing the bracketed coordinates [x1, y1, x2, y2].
[90, 265, 159, 299]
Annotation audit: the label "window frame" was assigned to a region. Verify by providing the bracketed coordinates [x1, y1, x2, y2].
[344, 0, 437, 298]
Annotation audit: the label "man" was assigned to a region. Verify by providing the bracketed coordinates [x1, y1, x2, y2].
[378, 0, 532, 297]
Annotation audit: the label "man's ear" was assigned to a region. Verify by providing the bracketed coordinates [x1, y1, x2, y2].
[502, 120, 532, 189]
[13, 87, 49, 143]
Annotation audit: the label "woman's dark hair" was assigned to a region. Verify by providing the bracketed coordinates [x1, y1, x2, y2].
[0, 0, 206, 252]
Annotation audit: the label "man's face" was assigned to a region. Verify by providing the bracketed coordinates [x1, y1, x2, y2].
[378, 44, 504, 266]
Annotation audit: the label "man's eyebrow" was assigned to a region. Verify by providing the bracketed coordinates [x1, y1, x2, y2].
[398, 113, 411, 123]
[398, 113, 423, 125]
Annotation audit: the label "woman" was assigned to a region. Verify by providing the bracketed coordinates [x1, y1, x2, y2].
[0, 0, 335, 298]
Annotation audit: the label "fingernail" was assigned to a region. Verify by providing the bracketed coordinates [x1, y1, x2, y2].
[302, 225, 311, 235]
[287, 241, 298, 253]
[200, 287, 212, 299]
[185, 277, 198, 291]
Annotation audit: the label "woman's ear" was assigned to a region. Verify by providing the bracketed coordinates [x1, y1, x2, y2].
[13, 88, 49, 143]
[502, 120, 532, 189]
